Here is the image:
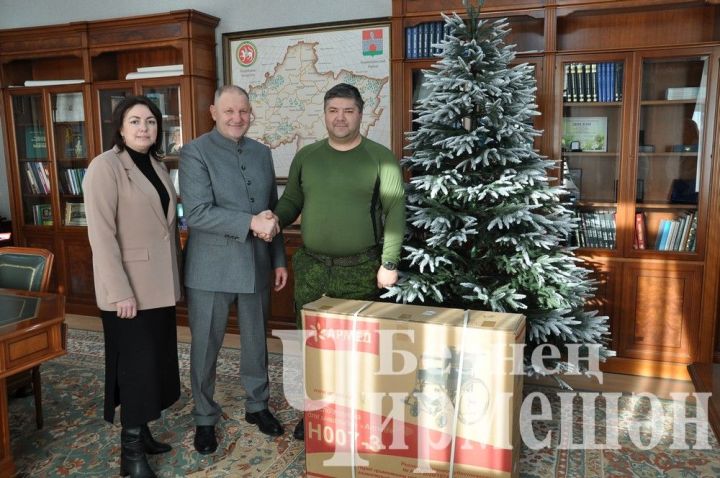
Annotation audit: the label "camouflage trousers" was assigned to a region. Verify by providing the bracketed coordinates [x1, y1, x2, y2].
[292, 246, 380, 328]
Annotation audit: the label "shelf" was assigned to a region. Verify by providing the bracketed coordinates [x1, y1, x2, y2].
[576, 201, 617, 207]
[636, 203, 698, 210]
[638, 152, 698, 157]
[562, 152, 618, 157]
[563, 101, 622, 107]
[641, 99, 699, 105]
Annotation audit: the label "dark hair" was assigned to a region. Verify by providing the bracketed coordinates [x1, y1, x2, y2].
[111, 95, 164, 156]
[324, 83, 364, 113]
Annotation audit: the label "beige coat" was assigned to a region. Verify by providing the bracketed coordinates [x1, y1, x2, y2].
[83, 146, 181, 311]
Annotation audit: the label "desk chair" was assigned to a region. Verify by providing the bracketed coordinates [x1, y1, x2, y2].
[0, 246, 54, 429]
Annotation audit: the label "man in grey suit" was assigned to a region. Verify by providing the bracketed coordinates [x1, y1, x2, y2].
[179, 85, 287, 454]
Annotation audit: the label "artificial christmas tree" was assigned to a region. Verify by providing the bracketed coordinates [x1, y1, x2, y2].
[385, 0, 613, 373]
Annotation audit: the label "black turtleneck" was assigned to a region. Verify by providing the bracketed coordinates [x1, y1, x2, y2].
[126, 147, 170, 217]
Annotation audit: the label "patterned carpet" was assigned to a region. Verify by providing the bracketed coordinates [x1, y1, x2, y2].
[8, 329, 720, 477]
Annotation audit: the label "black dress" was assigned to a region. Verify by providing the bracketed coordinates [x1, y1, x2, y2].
[101, 147, 180, 427]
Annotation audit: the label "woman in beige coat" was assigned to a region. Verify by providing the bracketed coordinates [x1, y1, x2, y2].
[83, 95, 181, 478]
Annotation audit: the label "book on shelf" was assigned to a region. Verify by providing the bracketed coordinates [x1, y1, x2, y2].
[60, 168, 87, 195]
[655, 219, 671, 250]
[405, 22, 445, 59]
[54, 92, 84, 122]
[665, 87, 699, 101]
[685, 213, 698, 252]
[22, 162, 50, 194]
[574, 209, 616, 249]
[25, 127, 47, 159]
[64, 202, 87, 226]
[634, 212, 647, 250]
[563, 64, 571, 102]
[576, 63, 585, 102]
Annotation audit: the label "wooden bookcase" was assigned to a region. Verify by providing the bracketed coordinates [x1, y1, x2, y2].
[392, 0, 720, 378]
[0, 10, 220, 318]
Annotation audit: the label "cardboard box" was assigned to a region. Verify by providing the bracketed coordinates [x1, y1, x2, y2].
[301, 297, 526, 478]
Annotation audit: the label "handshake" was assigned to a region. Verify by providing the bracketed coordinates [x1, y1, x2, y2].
[251, 210, 281, 242]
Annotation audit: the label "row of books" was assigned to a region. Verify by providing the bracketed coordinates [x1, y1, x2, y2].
[22, 161, 51, 195]
[27, 202, 88, 227]
[564, 62, 623, 103]
[31, 203, 53, 226]
[405, 22, 445, 59]
[651, 212, 697, 252]
[59, 168, 87, 196]
[573, 209, 616, 249]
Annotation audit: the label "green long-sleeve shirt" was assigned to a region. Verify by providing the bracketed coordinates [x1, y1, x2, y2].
[275, 137, 405, 263]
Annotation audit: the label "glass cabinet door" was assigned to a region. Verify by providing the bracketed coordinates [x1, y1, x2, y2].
[12, 94, 53, 227]
[141, 85, 182, 159]
[142, 84, 182, 226]
[52, 92, 88, 227]
[634, 55, 706, 253]
[97, 87, 132, 151]
[560, 59, 625, 250]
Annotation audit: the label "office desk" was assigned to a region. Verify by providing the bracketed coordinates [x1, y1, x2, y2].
[688, 362, 720, 442]
[0, 289, 66, 478]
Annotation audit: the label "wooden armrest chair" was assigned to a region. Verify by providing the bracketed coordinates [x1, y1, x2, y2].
[0, 246, 54, 429]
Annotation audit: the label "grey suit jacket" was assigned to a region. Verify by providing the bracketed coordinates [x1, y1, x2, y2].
[179, 128, 286, 293]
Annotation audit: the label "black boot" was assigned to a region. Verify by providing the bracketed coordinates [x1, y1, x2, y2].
[120, 427, 158, 478]
[140, 424, 172, 454]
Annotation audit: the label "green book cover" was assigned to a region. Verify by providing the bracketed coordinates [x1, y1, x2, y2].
[25, 127, 48, 159]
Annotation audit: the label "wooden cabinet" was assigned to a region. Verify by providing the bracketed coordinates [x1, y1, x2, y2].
[392, 0, 720, 377]
[0, 11, 220, 317]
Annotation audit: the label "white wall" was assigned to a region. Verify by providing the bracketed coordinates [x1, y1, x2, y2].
[0, 0, 391, 218]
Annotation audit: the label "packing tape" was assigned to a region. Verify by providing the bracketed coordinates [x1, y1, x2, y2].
[448, 309, 471, 478]
[349, 301, 373, 478]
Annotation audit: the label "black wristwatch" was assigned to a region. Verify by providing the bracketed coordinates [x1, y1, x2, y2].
[382, 260, 397, 271]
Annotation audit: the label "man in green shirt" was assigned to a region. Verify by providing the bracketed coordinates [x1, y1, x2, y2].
[273, 83, 406, 440]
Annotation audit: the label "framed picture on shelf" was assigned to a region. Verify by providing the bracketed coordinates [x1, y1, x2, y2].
[164, 126, 183, 155]
[54, 92, 84, 122]
[568, 168, 583, 193]
[562, 117, 608, 152]
[145, 92, 166, 115]
[110, 95, 125, 114]
[223, 19, 391, 180]
[65, 202, 87, 226]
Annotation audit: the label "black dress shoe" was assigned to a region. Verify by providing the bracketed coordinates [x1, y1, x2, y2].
[293, 418, 304, 440]
[245, 409, 283, 437]
[193, 425, 218, 455]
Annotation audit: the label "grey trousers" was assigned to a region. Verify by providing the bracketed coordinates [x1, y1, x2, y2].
[187, 287, 270, 426]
